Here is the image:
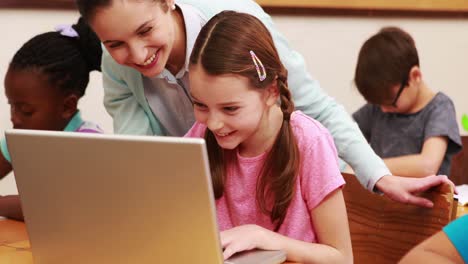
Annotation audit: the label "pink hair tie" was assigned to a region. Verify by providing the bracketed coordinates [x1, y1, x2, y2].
[250, 50, 266, 82]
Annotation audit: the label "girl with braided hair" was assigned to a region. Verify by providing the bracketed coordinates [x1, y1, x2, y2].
[0, 18, 103, 221]
[185, 11, 352, 264]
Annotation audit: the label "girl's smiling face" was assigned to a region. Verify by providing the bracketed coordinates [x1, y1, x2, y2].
[189, 64, 279, 157]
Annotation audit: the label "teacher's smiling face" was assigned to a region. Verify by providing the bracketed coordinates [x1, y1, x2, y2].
[90, 0, 182, 77]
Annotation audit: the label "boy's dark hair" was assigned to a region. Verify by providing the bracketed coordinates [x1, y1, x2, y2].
[354, 26, 419, 105]
[8, 17, 102, 98]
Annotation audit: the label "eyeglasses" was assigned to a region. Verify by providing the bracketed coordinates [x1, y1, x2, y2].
[390, 76, 408, 107]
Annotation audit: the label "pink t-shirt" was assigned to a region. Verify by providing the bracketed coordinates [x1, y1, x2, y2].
[185, 111, 344, 243]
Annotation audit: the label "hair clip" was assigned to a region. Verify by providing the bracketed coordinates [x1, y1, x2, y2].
[55, 24, 79, 38]
[250, 50, 266, 82]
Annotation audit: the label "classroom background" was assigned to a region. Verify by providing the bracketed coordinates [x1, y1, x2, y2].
[1, 6, 468, 194]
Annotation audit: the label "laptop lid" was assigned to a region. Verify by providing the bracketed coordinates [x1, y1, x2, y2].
[7, 129, 225, 264]
[6, 130, 286, 264]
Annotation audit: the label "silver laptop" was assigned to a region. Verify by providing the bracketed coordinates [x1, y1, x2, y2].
[6, 129, 286, 264]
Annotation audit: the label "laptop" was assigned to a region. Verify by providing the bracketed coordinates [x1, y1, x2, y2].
[6, 129, 286, 264]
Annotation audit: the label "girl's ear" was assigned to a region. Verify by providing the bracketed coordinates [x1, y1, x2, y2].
[61, 94, 79, 120]
[265, 79, 280, 107]
[166, 0, 176, 10]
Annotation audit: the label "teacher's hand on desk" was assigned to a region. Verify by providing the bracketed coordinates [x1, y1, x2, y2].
[375, 174, 455, 208]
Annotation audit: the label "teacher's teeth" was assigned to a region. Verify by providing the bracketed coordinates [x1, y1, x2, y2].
[143, 53, 156, 66]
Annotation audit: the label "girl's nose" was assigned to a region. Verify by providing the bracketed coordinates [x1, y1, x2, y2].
[207, 115, 223, 131]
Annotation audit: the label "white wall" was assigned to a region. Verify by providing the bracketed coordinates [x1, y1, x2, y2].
[273, 15, 468, 124]
[1, 9, 468, 194]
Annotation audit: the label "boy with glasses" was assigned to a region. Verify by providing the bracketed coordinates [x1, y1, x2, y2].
[352, 26, 461, 177]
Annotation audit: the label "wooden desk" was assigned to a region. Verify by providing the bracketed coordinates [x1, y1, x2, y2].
[1, 204, 467, 264]
[458, 203, 468, 218]
[0, 219, 32, 264]
[0, 219, 298, 263]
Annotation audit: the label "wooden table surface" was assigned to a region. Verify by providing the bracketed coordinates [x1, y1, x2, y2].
[458, 203, 468, 218]
[0, 219, 298, 264]
[1, 205, 466, 264]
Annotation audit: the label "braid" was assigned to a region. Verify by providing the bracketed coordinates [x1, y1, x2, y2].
[205, 129, 226, 199]
[9, 17, 102, 98]
[277, 71, 295, 121]
[257, 70, 299, 230]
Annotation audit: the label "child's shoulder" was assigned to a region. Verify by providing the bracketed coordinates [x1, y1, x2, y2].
[420, 92, 456, 114]
[290, 110, 333, 145]
[76, 121, 104, 134]
[353, 103, 382, 117]
[77, 121, 104, 134]
[430, 92, 454, 106]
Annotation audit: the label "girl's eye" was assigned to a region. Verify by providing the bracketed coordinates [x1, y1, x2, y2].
[10, 104, 34, 117]
[223, 106, 239, 112]
[19, 106, 34, 116]
[139, 27, 153, 36]
[21, 111, 33, 117]
[193, 102, 207, 109]
[108, 42, 123, 49]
